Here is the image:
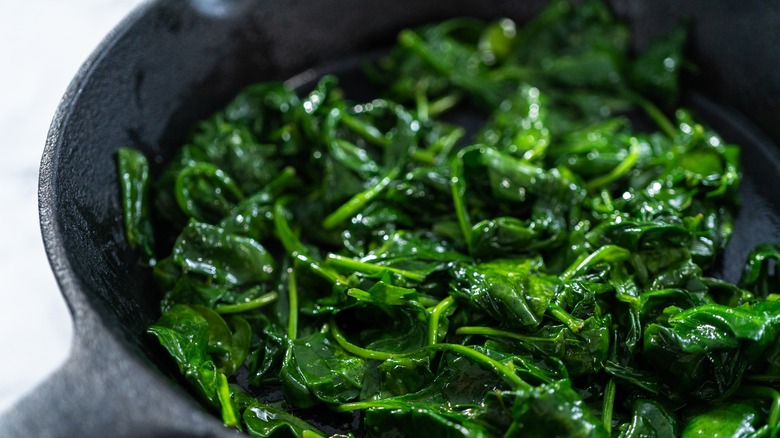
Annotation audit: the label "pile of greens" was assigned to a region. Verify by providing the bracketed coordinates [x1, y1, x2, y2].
[118, 1, 780, 436]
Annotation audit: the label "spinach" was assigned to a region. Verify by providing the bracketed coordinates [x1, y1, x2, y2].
[280, 331, 366, 408]
[118, 1, 780, 436]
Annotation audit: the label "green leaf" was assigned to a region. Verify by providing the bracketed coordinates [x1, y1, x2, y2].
[147, 305, 220, 405]
[469, 217, 547, 259]
[682, 401, 763, 438]
[477, 84, 550, 160]
[739, 243, 780, 299]
[242, 400, 325, 437]
[642, 302, 780, 400]
[191, 305, 252, 375]
[174, 162, 244, 223]
[451, 258, 559, 329]
[666, 302, 780, 353]
[364, 404, 491, 438]
[476, 379, 610, 437]
[629, 26, 686, 108]
[617, 399, 679, 438]
[173, 221, 276, 286]
[280, 332, 366, 407]
[117, 147, 155, 261]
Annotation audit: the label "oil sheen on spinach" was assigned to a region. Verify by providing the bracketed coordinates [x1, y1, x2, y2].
[118, 1, 780, 436]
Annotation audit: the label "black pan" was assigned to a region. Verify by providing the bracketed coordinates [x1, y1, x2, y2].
[2, 0, 780, 436]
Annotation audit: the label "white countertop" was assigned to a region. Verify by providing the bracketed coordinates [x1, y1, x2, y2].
[0, 0, 145, 413]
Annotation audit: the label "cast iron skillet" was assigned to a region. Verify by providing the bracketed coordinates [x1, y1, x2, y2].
[2, 0, 780, 436]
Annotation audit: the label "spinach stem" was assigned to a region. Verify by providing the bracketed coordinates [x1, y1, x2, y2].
[399, 29, 500, 106]
[547, 302, 585, 333]
[333, 344, 533, 412]
[560, 245, 631, 281]
[427, 93, 462, 117]
[585, 137, 640, 191]
[334, 399, 408, 413]
[427, 296, 456, 345]
[326, 253, 426, 282]
[330, 321, 530, 392]
[330, 139, 380, 174]
[624, 89, 677, 138]
[227, 166, 297, 218]
[322, 167, 401, 230]
[428, 126, 465, 161]
[427, 343, 530, 390]
[340, 113, 390, 147]
[415, 81, 430, 121]
[294, 253, 350, 288]
[419, 294, 443, 308]
[339, 112, 435, 165]
[274, 200, 350, 287]
[455, 326, 562, 345]
[215, 292, 278, 314]
[330, 320, 394, 361]
[217, 373, 240, 429]
[602, 378, 616, 435]
[399, 29, 450, 75]
[737, 385, 780, 431]
[287, 269, 299, 341]
[451, 152, 473, 250]
[251, 166, 297, 203]
[274, 200, 305, 255]
[411, 148, 437, 166]
[745, 374, 780, 383]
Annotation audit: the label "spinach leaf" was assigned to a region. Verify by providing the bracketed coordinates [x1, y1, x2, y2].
[451, 258, 558, 329]
[475, 380, 610, 437]
[173, 220, 276, 286]
[147, 305, 220, 405]
[681, 401, 764, 438]
[280, 332, 366, 408]
[123, 1, 780, 436]
[617, 399, 679, 438]
[117, 147, 155, 261]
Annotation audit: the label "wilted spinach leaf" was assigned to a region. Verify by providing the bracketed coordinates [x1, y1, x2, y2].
[115, 1, 780, 436]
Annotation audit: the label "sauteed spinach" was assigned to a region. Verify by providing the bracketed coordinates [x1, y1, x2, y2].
[118, 1, 780, 436]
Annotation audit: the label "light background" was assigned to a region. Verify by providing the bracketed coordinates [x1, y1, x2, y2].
[0, 0, 145, 413]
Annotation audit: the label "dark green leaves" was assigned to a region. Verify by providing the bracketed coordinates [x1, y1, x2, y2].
[739, 243, 780, 299]
[243, 403, 324, 438]
[477, 380, 610, 438]
[451, 258, 558, 329]
[664, 302, 780, 353]
[363, 403, 491, 438]
[192, 305, 251, 376]
[618, 399, 679, 438]
[629, 26, 687, 109]
[173, 221, 276, 286]
[642, 302, 780, 401]
[280, 332, 366, 408]
[175, 162, 244, 223]
[681, 401, 764, 438]
[147, 305, 221, 405]
[124, 1, 774, 436]
[117, 147, 155, 261]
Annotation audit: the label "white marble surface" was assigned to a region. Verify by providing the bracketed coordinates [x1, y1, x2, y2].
[0, 0, 145, 413]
